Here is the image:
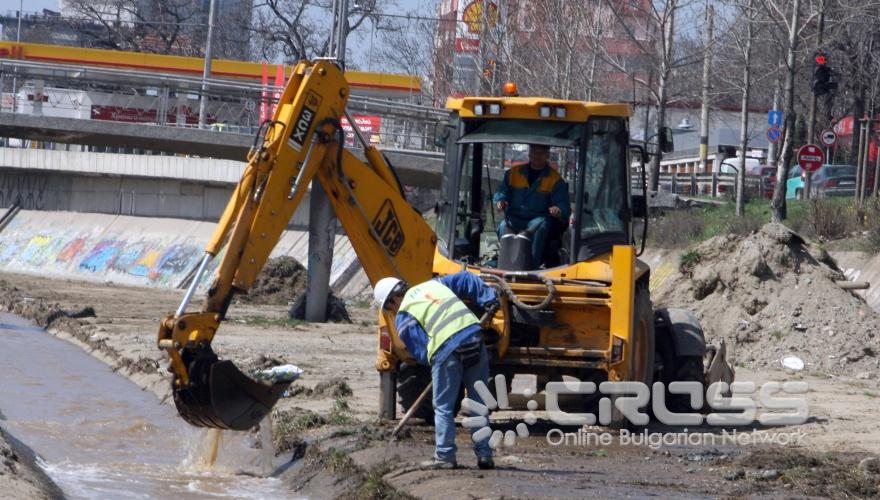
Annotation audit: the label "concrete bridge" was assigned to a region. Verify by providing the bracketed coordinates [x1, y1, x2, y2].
[0, 113, 444, 190]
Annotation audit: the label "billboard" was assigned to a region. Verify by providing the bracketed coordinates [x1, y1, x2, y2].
[439, 0, 498, 53]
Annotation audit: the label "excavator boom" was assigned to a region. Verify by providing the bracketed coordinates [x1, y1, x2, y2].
[157, 60, 435, 430]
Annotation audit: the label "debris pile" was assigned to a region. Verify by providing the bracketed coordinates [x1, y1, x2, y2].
[239, 256, 308, 305]
[654, 223, 880, 376]
[241, 256, 351, 322]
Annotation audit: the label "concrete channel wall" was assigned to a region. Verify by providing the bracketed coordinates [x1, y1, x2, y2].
[0, 210, 367, 297]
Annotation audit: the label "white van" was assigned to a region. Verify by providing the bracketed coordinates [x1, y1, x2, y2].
[719, 157, 760, 174]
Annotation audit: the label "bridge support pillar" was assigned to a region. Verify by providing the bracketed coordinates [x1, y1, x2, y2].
[304, 179, 336, 322]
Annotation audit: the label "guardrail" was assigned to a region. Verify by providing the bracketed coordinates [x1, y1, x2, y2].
[633, 172, 769, 198]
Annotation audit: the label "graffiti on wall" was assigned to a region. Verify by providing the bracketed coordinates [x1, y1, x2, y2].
[0, 174, 50, 210]
[0, 228, 204, 288]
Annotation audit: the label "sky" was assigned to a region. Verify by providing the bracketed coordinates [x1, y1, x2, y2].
[0, 0, 432, 70]
[0, 0, 58, 14]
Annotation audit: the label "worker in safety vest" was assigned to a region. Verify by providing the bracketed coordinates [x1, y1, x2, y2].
[374, 271, 499, 470]
[493, 144, 571, 267]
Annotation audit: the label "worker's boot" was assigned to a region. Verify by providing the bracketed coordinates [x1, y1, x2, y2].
[420, 457, 457, 470]
[477, 456, 495, 470]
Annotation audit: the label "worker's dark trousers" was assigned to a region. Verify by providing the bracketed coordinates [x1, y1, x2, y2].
[431, 342, 492, 462]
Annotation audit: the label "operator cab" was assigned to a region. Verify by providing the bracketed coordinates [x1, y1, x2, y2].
[435, 97, 634, 271]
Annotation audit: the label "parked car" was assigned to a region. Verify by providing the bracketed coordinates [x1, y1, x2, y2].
[786, 164, 865, 199]
[786, 165, 806, 199]
[811, 165, 857, 197]
[749, 164, 777, 199]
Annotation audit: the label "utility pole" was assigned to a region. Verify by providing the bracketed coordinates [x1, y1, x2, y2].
[12, 0, 22, 113]
[197, 0, 217, 129]
[698, 4, 714, 173]
[804, 0, 825, 200]
[304, 0, 349, 322]
[768, 74, 781, 166]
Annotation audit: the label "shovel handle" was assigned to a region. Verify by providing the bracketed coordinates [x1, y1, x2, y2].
[390, 381, 432, 439]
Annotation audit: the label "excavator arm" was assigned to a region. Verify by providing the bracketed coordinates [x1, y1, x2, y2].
[157, 60, 435, 430]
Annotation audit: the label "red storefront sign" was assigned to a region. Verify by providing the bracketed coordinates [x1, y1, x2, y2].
[340, 115, 382, 145]
[90, 105, 209, 125]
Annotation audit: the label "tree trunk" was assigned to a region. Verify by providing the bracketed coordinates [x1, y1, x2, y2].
[849, 89, 866, 165]
[770, 0, 800, 223]
[649, 4, 675, 192]
[736, 0, 753, 218]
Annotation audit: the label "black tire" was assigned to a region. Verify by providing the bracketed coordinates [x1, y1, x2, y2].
[397, 364, 435, 422]
[654, 325, 705, 413]
[397, 364, 464, 425]
[610, 284, 655, 429]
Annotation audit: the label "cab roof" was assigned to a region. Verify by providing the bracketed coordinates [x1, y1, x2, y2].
[445, 96, 631, 122]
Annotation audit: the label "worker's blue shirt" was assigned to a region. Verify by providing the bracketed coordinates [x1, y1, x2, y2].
[493, 163, 571, 226]
[395, 272, 497, 366]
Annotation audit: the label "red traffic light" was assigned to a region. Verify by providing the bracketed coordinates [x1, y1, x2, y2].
[815, 54, 827, 65]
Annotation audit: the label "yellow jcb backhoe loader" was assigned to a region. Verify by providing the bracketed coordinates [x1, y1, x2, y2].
[157, 60, 732, 431]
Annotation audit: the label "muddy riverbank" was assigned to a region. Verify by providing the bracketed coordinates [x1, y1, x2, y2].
[0, 425, 63, 500]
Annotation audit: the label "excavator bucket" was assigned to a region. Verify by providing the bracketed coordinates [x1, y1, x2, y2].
[704, 340, 735, 386]
[172, 348, 292, 431]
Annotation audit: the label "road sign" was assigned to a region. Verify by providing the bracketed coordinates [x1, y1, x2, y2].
[767, 125, 782, 144]
[768, 110, 784, 126]
[797, 144, 825, 172]
[820, 129, 837, 147]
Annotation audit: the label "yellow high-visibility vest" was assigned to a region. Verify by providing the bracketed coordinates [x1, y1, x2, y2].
[399, 280, 480, 363]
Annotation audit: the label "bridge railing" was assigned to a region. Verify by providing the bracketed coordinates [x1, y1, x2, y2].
[0, 58, 446, 152]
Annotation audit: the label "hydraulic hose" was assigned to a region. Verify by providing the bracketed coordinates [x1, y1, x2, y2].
[481, 273, 557, 311]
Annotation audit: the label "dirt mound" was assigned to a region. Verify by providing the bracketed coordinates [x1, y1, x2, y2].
[239, 256, 308, 306]
[240, 256, 351, 322]
[654, 223, 880, 376]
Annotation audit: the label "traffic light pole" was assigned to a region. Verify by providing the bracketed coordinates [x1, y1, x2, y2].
[804, 0, 825, 200]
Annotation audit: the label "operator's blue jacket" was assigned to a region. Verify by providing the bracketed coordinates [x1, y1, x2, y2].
[492, 164, 571, 226]
[396, 272, 497, 366]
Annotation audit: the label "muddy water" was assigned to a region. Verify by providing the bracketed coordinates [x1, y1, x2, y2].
[0, 312, 296, 499]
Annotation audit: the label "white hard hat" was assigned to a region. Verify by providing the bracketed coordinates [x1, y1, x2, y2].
[374, 277, 404, 308]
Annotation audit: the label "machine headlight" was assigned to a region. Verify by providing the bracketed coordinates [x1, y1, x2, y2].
[489, 103, 501, 115]
[539, 105, 551, 118]
[611, 336, 624, 363]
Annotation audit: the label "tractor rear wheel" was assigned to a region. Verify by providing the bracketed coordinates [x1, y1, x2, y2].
[397, 363, 465, 425]
[397, 364, 435, 422]
[654, 324, 705, 412]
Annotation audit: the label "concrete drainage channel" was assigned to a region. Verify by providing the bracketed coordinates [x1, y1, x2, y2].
[0, 312, 298, 499]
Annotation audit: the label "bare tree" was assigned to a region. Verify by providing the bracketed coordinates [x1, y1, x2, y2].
[763, 0, 813, 221]
[735, 0, 755, 217]
[601, 0, 705, 191]
[376, 6, 438, 103]
[63, 0, 203, 55]
[250, 0, 387, 63]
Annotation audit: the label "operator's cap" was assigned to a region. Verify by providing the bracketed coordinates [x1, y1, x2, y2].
[374, 277, 407, 310]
